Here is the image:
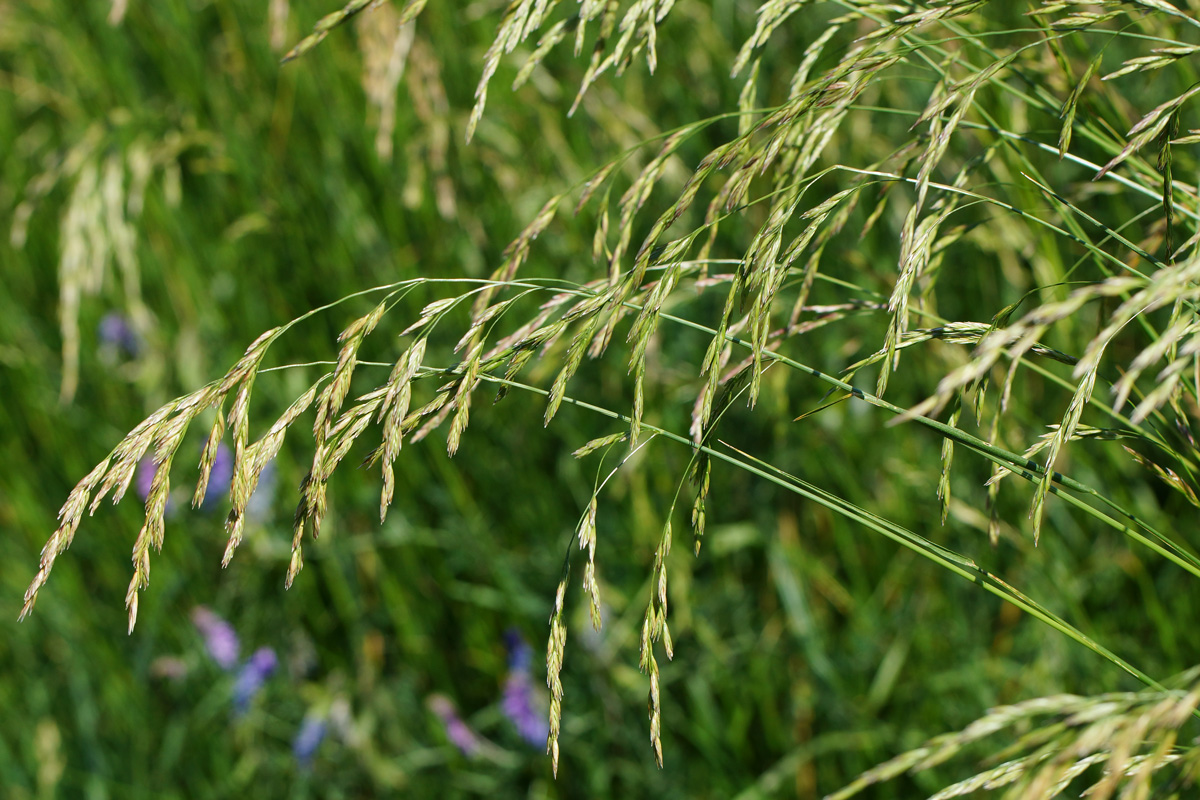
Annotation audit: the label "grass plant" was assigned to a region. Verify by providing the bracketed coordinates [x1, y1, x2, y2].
[9, 0, 1200, 796]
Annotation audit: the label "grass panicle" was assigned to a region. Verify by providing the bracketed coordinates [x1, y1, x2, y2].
[23, 1, 1200, 794]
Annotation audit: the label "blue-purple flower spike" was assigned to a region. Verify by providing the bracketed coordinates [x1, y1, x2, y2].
[502, 629, 550, 746]
[245, 456, 277, 520]
[135, 456, 180, 516]
[293, 712, 328, 769]
[232, 647, 277, 713]
[135, 457, 156, 502]
[201, 443, 234, 512]
[191, 606, 240, 670]
[98, 312, 141, 357]
[428, 695, 481, 757]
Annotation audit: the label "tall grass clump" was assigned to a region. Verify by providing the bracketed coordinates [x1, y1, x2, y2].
[15, 0, 1200, 795]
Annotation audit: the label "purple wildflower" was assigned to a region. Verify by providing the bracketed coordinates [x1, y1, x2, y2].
[200, 442, 234, 512]
[244, 457, 276, 521]
[427, 695, 481, 757]
[135, 457, 179, 516]
[232, 647, 277, 714]
[502, 630, 550, 746]
[504, 628, 533, 671]
[135, 457, 156, 502]
[191, 606, 240, 670]
[98, 312, 140, 357]
[292, 712, 327, 769]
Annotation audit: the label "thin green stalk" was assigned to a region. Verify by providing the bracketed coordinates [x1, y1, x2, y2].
[653, 311, 1200, 579]
[467, 370, 1170, 696]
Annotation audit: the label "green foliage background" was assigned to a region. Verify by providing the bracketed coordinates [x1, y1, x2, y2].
[4, 1, 1200, 797]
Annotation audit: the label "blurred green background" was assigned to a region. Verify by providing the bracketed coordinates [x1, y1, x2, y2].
[2, 1, 1198, 798]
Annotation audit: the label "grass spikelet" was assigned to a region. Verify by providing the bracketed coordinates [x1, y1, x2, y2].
[193, 405, 226, 508]
[290, 305, 382, 550]
[395, 0, 428, 25]
[208, 330, 286, 566]
[545, 316, 601, 426]
[694, 361, 751, 445]
[377, 338, 426, 521]
[736, 58, 760, 139]
[126, 403, 200, 632]
[42, 129, 163, 405]
[629, 358, 645, 445]
[21, 458, 112, 619]
[455, 298, 515, 354]
[261, 383, 323, 464]
[879, 52, 1017, 394]
[321, 401, 378, 478]
[1123, 446, 1200, 507]
[218, 327, 283, 393]
[644, 637, 662, 766]
[578, 496, 602, 630]
[832, 677, 1200, 800]
[25, 379, 219, 622]
[574, 160, 619, 218]
[566, 0, 669, 115]
[1031, 366, 1099, 543]
[546, 578, 568, 776]
[403, 297, 457, 336]
[690, 459, 709, 555]
[1095, 84, 1200, 180]
[609, 130, 691, 288]
[1132, 363, 1188, 424]
[287, 474, 311, 591]
[1111, 317, 1199, 411]
[568, 0, 620, 115]
[357, 2, 414, 161]
[282, 0, 383, 63]
[222, 379, 261, 566]
[1103, 44, 1200, 81]
[513, 19, 571, 90]
[236, 382, 330, 549]
[627, 261, 682, 385]
[1159, 108, 1179, 262]
[904, 276, 1144, 422]
[637, 518, 674, 764]
[494, 346, 536, 403]
[572, 431, 627, 458]
[938, 394, 963, 526]
[446, 342, 483, 456]
[407, 388, 453, 442]
[468, 0, 565, 142]
[88, 399, 181, 512]
[731, 0, 816, 77]
[472, 194, 565, 317]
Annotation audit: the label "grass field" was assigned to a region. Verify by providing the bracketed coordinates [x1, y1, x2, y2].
[6, 1, 1200, 797]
